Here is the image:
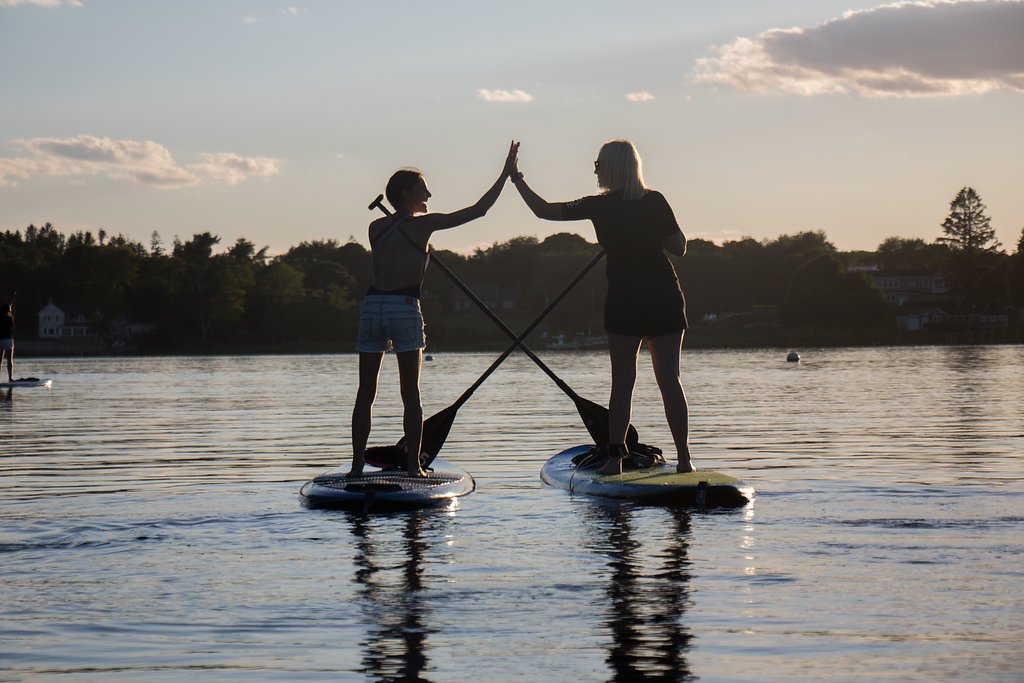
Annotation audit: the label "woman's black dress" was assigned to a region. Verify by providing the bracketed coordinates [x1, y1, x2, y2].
[560, 189, 687, 337]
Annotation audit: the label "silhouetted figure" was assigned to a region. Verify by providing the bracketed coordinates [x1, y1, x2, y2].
[509, 139, 694, 474]
[349, 143, 518, 478]
[0, 303, 14, 383]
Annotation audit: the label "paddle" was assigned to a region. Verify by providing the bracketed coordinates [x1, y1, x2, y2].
[364, 195, 636, 468]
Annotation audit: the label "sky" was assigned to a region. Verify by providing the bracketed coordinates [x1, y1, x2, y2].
[1, 0, 1022, 257]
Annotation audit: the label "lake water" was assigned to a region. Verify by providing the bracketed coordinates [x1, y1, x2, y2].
[1, 347, 1022, 681]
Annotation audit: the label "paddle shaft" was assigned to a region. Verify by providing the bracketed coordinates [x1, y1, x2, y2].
[368, 194, 602, 408]
[443, 248, 606, 412]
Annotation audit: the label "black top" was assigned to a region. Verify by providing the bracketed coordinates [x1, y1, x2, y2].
[560, 190, 687, 336]
[0, 313, 12, 339]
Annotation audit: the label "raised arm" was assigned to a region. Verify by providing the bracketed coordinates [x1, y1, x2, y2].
[510, 175, 564, 221]
[508, 145, 564, 221]
[413, 141, 517, 233]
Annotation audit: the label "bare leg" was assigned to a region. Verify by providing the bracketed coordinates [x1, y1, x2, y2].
[396, 349, 425, 477]
[350, 352, 384, 476]
[7, 345, 10, 381]
[648, 330, 694, 472]
[608, 333, 642, 445]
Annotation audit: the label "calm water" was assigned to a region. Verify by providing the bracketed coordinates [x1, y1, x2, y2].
[1, 347, 1022, 681]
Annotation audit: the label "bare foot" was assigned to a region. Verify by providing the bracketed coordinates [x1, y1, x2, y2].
[407, 468, 428, 478]
[676, 460, 696, 474]
[345, 468, 364, 478]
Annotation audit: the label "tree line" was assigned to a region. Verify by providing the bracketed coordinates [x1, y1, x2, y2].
[3, 186, 1023, 352]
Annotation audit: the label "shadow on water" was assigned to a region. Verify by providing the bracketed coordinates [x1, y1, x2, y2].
[346, 510, 442, 683]
[586, 503, 695, 682]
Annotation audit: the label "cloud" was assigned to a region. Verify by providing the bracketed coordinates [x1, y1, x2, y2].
[477, 89, 535, 103]
[694, 0, 1024, 97]
[281, 6, 302, 15]
[0, 135, 281, 189]
[625, 91, 655, 102]
[241, 15, 259, 25]
[0, 0, 82, 5]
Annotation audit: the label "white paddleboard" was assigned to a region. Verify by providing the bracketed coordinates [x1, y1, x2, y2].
[301, 457, 475, 510]
[541, 445, 753, 507]
[0, 378, 52, 389]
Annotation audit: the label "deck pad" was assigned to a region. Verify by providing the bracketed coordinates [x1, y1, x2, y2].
[300, 458, 474, 509]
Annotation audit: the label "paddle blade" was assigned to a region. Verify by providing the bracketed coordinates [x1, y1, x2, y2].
[365, 445, 404, 469]
[419, 404, 459, 467]
[573, 394, 640, 448]
[364, 404, 459, 471]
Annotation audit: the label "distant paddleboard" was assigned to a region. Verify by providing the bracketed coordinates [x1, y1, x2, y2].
[300, 458, 475, 509]
[0, 377, 52, 389]
[541, 445, 752, 508]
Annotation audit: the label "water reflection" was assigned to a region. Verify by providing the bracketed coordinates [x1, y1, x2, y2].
[587, 504, 694, 682]
[346, 510, 441, 682]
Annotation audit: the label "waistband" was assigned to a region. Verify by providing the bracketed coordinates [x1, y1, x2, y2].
[366, 284, 421, 299]
[362, 294, 421, 307]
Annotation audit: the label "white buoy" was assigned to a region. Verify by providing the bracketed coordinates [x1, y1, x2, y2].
[786, 351, 800, 363]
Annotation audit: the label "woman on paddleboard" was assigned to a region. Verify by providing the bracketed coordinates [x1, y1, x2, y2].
[348, 142, 519, 478]
[508, 139, 694, 474]
[0, 303, 14, 383]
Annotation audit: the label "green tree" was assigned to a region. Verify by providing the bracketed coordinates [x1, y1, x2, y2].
[781, 253, 889, 328]
[1008, 227, 1024, 307]
[246, 262, 305, 340]
[938, 187, 1000, 254]
[937, 187, 1004, 306]
[60, 240, 144, 328]
[173, 233, 220, 340]
[228, 237, 269, 265]
[172, 233, 254, 341]
[875, 237, 947, 271]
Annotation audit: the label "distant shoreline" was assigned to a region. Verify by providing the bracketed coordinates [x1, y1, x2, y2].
[15, 325, 1024, 358]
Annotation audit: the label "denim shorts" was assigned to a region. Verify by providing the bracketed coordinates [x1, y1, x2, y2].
[356, 295, 426, 353]
[0, 338, 11, 351]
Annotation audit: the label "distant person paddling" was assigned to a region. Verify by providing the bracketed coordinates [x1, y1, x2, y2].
[348, 142, 519, 478]
[508, 139, 694, 474]
[0, 302, 14, 383]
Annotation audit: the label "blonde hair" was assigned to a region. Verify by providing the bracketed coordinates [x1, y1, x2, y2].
[596, 139, 647, 201]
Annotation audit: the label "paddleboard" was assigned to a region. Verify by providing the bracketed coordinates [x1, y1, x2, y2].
[541, 445, 753, 508]
[0, 378, 52, 389]
[300, 457, 475, 509]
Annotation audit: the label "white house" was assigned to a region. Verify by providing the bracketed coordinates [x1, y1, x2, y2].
[869, 270, 946, 307]
[896, 308, 947, 332]
[37, 300, 93, 338]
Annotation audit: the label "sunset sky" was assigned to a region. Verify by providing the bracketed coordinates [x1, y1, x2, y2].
[2, 0, 1022, 256]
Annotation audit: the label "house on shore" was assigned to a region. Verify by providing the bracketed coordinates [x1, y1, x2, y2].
[37, 300, 95, 339]
[867, 269, 947, 308]
[37, 300, 156, 348]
